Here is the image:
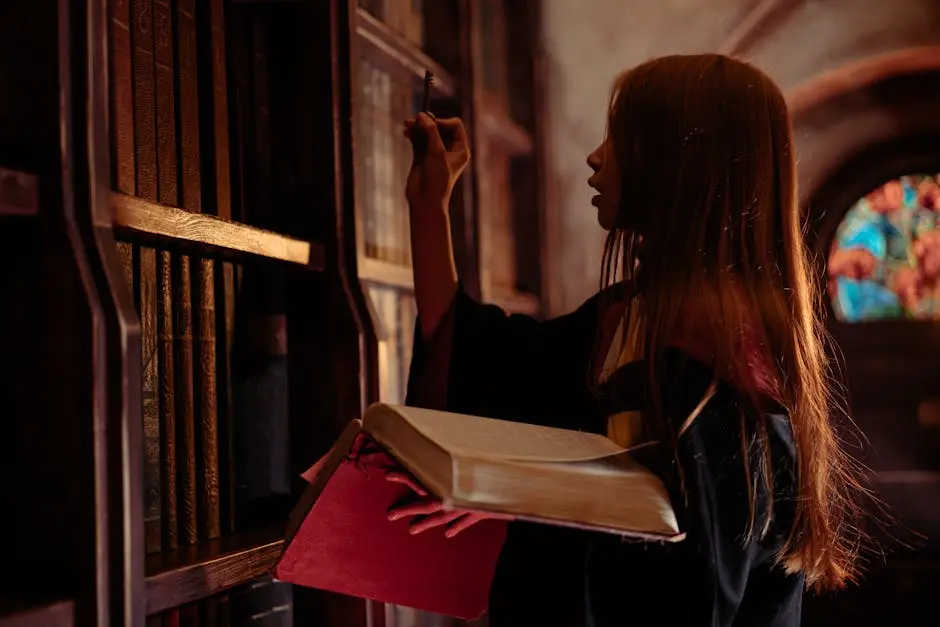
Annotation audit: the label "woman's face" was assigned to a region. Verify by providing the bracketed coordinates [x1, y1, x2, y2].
[587, 135, 622, 231]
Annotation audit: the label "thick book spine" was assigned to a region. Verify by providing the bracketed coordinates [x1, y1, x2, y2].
[173, 250, 198, 546]
[157, 250, 178, 550]
[194, 258, 221, 540]
[140, 244, 162, 554]
[156, 251, 179, 549]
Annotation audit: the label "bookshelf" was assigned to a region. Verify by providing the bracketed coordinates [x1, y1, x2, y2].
[1, 0, 545, 625]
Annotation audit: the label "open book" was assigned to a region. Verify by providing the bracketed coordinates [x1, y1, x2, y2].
[273, 404, 682, 619]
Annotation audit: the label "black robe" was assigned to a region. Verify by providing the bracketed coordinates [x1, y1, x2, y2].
[405, 285, 804, 627]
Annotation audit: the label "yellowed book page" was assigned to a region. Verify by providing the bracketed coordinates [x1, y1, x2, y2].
[454, 454, 681, 537]
[365, 403, 625, 463]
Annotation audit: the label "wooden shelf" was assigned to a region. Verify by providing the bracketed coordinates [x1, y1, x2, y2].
[355, 8, 456, 97]
[489, 288, 540, 316]
[358, 255, 414, 289]
[0, 599, 73, 627]
[145, 527, 284, 615]
[111, 192, 325, 269]
[475, 92, 533, 157]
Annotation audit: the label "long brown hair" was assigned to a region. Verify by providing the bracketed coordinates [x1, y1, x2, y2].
[598, 54, 868, 591]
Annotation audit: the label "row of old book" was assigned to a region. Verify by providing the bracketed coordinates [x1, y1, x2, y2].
[109, 0, 296, 624]
[119, 243, 296, 627]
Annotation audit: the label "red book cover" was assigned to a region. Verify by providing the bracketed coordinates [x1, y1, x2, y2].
[272, 426, 508, 620]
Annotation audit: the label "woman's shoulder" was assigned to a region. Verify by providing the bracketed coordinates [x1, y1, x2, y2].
[659, 346, 796, 464]
[660, 347, 798, 542]
[611, 347, 797, 491]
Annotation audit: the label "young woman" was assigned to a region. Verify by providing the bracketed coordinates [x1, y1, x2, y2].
[392, 54, 867, 627]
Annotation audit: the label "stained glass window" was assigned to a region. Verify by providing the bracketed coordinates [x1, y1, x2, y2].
[829, 174, 940, 322]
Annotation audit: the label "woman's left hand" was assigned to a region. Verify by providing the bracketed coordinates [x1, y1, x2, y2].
[385, 471, 511, 538]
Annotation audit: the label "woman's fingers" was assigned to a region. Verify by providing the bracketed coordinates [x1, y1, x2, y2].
[413, 510, 512, 538]
[408, 509, 465, 535]
[415, 113, 444, 154]
[444, 513, 488, 538]
[385, 471, 428, 496]
[435, 117, 467, 150]
[387, 498, 443, 521]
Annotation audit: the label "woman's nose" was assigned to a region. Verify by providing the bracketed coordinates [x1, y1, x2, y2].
[587, 149, 601, 172]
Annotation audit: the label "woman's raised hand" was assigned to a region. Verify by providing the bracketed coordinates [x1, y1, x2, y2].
[385, 469, 511, 538]
[404, 114, 470, 213]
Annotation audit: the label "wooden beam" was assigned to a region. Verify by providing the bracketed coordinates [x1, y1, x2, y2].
[718, 0, 802, 57]
[788, 45, 940, 120]
[111, 192, 325, 269]
[144, 528, 284, 614]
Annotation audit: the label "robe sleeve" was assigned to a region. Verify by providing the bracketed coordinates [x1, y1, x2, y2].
[404, 284, 601, 431]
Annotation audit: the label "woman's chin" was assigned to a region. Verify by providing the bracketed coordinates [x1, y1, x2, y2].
[596, 210, 616, 232]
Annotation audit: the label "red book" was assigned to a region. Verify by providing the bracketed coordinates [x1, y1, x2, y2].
[272, 423, 508, 620]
